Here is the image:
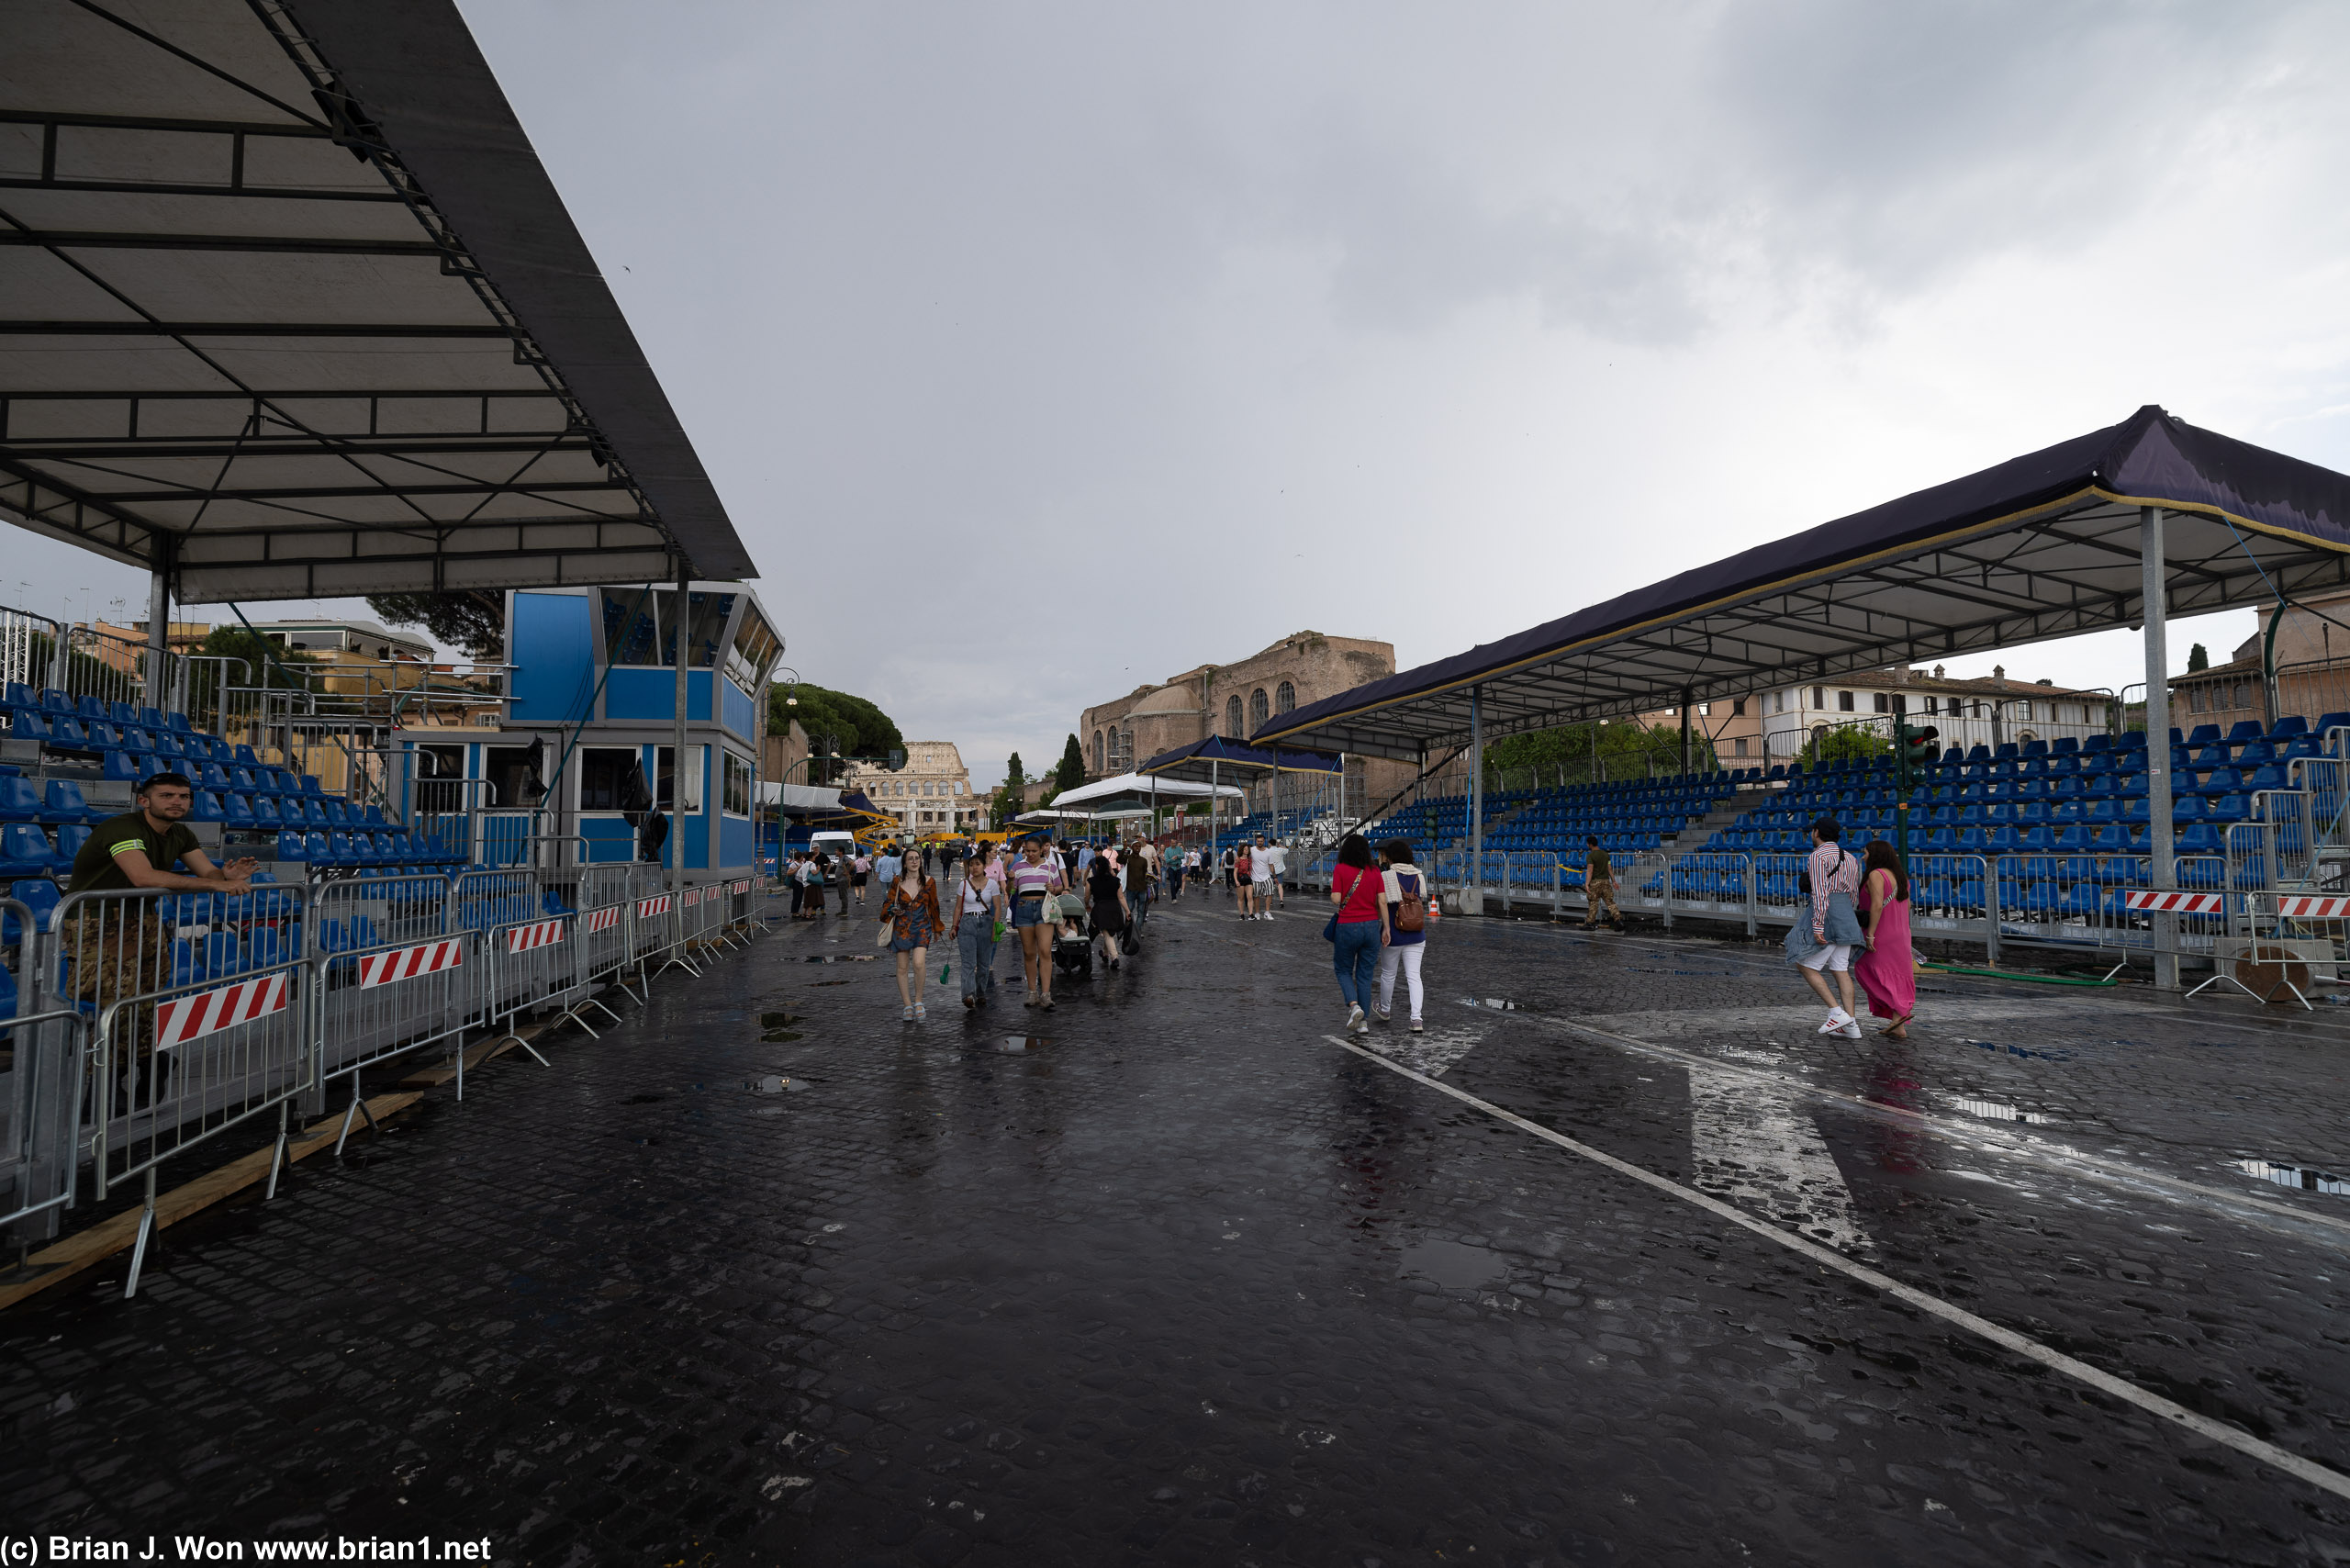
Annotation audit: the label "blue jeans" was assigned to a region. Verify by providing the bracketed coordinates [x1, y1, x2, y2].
[958, 920, 998, 998]
[1332, 921, 1381, 1009]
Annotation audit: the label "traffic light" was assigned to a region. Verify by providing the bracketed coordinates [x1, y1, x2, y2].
[1897, 722, 1941, 785]
[1893, 722, 1940, 857]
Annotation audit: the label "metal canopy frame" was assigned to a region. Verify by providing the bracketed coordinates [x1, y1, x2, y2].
[0, 0, 756, 602]
[1136, 736, 1345, 783]
[1257, 411, 2350, 762]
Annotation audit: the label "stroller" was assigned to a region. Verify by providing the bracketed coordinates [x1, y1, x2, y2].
[1051, 890, 1095, 979]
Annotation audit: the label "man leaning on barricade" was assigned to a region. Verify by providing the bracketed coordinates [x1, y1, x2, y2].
[65, 771, 258, 1114]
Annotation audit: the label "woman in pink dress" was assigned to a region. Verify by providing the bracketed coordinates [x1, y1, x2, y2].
[1853, 839, 1916, 1038]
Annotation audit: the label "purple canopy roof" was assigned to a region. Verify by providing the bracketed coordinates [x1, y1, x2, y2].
[1255, 407, 2350, 761]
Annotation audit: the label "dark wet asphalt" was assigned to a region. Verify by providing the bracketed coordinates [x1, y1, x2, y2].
[7, 886, 2350, 1566]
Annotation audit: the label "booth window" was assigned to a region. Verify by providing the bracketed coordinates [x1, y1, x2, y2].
[578, 748, 647, 812]
[723, 753, 752, 816]
[655, 745, 705, 812]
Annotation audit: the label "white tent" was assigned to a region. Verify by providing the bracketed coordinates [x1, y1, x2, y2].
[1046, 771, 1241, 811]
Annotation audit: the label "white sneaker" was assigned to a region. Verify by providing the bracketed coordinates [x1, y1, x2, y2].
[1372, 1006, 1390, 1022]
[1837, 1020, 1863, 1038]
[1817, 1008, 1852, 1035]
[1346, 1003, 1365, 1034]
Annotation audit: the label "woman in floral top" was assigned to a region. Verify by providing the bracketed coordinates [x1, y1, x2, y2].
[879, 858, 944, 1021]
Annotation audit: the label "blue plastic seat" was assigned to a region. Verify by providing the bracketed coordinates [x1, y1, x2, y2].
[2244, 764, 2289, 792]
[38, 779, 87, 825]
[221, 794, 254, 829]
[2236, 740, 2277, 767]
[276, 829, 308, 861]
[200, 932, 243, 976]
[163, 711, 194, 735]
[2172, 795, 2206, 824]
[4, 879, 60, 942]
[252, 797, 282, 829]
[234, 744, 261, 767]
[2207, 794, 2249, 824]
[0, 823, 58, 878]
[305, 831, 332, 866]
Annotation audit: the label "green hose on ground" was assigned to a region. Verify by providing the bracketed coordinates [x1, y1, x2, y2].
[1921, 962, 2117, 987]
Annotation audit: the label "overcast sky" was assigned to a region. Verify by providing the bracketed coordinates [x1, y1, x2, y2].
[23, 1, 2350, 786]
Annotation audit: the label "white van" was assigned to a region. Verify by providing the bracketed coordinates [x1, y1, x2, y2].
[808, 830, 858, 858]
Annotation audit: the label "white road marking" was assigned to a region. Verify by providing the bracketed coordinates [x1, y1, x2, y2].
[1685, 1058, 1870, 1253]
[1525, 1009, 2350, 1247]
[1360, 1024, 1485, 1078]
[1322, 1034, 2350, 1506]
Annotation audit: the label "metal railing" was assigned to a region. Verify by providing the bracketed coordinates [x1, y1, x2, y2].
[0, 863, 772, 1284]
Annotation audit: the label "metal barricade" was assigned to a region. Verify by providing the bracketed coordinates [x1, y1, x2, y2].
[454, 869, 541, 1022]
[483, 904, 576, 1063]
[575, 864, 634, 987]
[2, 890, 90, 1241]
[2201, 889, 2350, 1006]
[310, 873, 462, 1088]
[52, 884, 315, 1293]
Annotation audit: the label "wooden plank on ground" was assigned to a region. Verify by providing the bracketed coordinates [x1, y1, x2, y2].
[0, 1092, 424, 1312]
[396, 1023, 546, 1089]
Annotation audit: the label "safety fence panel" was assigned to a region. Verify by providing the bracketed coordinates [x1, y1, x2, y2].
[2219, 891, 2350, 1004]
[318, 929, 475, 1080]
[454, 870, 540, 1017]
[488, 912, 581, 1033]
[310, 872, 453, 958]
[45, 885, 315, 1198]
[55, 884, 317, 1200]
[2, 890, 90, 1237]
[626, 866, 677, 965]
[576, 865, 634, 983]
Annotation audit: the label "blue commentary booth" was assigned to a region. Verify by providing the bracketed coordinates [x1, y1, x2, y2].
[393, 585, 781, 877]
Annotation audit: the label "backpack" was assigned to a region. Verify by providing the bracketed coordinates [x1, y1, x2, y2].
[1392, 869, 1426, 933]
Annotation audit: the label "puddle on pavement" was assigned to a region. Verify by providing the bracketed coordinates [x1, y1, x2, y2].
[1397, 1238, 1506, 1291]
[620, 1093, 667, 1105]
[745, 1074, 801, 1094]
[762, 1012, 800, 1028]
[994, 1036, 1050, 1054]
[1461, 997, 1521, 1011]
[2235, 1159, 2349, 1195]
[1949, 1096, 2055, 1125]
[1958, 1037, 2074, 1063]
[807, 980, 853, 987]
[804, 954, 877, 964]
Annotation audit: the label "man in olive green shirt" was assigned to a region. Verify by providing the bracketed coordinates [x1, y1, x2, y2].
[69, 772, 258, 1109]
[1582, 834, 1622, 931]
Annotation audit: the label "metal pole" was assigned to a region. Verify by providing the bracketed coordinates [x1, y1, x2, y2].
[2143, 507, 2178, 989]
[671, 574, 689, 924]
[1470, 685, 1484, 905]
[145, 562, 169, 711]
[1679, 689, 1692, 776]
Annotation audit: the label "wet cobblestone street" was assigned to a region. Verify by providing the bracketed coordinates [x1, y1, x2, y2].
[8, 890, 2350, 1566]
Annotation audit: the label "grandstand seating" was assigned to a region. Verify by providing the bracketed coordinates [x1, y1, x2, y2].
[1362, 770, 1748, 864]
[1352, 713, 2350, 924]
[0, 681, 473, 898]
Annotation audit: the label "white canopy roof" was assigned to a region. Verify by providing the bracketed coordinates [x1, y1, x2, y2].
[1045, 771, 1242, 811]
[1, 0, 755, 600]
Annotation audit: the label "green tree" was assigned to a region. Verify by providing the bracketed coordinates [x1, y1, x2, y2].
[2187, 642, 2210, 673]
[765, 683, 904, 780]
[365, 591, 504, 660]
[992, 752, 1027, 829]
[1056, 733, 1087, 791]
[1483, 718, 1711, 782]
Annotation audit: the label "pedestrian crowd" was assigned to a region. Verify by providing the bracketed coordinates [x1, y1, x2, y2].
[772, 812, 1918, 1046]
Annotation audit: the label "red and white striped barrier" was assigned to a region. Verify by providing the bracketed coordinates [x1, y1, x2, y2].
[2275, 895, 2350, 919]
[358, 938, 465, 989]
[636, 895, 672, 919]
[2121, 890, 2227, 915]
[684, 888, 704, 908]
[505, 919, 567, 953]
[731, 879, 750, 895]
[583, 905, 621, 934]
[155, 972, 290, 1047]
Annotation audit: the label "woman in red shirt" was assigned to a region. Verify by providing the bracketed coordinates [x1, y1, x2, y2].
[1326, 833, 1387, 1035]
